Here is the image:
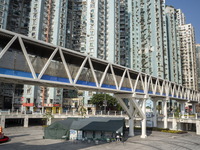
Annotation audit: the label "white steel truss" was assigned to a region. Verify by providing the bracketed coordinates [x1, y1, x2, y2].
[0, 28, 199, 102]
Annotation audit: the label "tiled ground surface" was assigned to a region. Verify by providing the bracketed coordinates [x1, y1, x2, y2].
[1, 126, 200, 150]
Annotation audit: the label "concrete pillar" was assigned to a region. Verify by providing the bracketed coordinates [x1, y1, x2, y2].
[141, 99, 147, 138]
[47, 117, 52, 125]
[192, 103, 196, 114]
[196, 120, 200, 135]
[129, 102, 134, 136]
[153, 100, 157, 127]
[172, 117, 177, 130]
[24, 115, 29, 127]
[129, 117, 134, 136]
[180, 102, 185, 115]
[0, 115, 5, 128]
[163, 99, 168, 129]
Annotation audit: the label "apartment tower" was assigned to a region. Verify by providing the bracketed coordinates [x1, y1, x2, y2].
[128, 0, 169, 79]
[165, 6, 182, 84]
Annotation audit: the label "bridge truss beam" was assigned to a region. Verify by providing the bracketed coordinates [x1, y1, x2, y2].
[0, 29, 199, 103]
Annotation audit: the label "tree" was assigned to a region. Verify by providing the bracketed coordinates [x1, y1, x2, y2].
[78, 105, 87, 117]
[174, 107, 180, 118]
[89, 94, 122, 110]
[43, 112, 54, 125]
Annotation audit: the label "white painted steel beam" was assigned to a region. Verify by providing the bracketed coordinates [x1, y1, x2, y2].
[114, 96, 132, 118]
[141, 98, 147, 138]
[18, 37, 37, 79]
[110, 64, 119, 90]
[88, 57, 99, 87]
[0, 35, 17, 59]
[59, 48, 73, 84]
[38, 47, 59, 79]
[74, 56, 88, 84]
[99, 64, 109, 87]
[119, 69, 127, 89]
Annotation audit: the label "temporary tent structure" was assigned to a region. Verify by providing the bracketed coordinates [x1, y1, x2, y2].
[44, 117, 125, 140]
[44, 118, 77, 139]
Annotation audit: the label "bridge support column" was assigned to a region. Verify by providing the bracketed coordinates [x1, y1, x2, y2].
[180, 102, 185, 116]
[129, 117, 134, 136]
[141, 98, 147, 138]
[47, 117, 52, 125]
[196, 120, 200, 135]
[129, 101, 134, 136]
[24, 115, 29, 127]
[153, 100, 157, 127]
[163, 99, 168, 128]
[114, 94, 146, 138]
[163, 98, 168, 129]
[172, 117, 177, 130]
[0, 115, 5, 128]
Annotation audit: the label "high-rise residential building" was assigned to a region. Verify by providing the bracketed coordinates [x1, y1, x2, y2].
[165, 6, 182, 84]
[119, 0, 130, 67]
[65, 0, 123, 105]
[29, 0, 68, 47]
[0, 0, 31, 111]
[176, 9, 186, 26]
[6, 0, 31, 35]
[0, 0, 9, 29]
[23, 0, 69, 113]
[128, 0, 169, 79]
[0, 0, 31, 35]
[0, 0, 64, 113]
[66, 0, 121, 64]
[179, 24, 198, 90]
[176, 8, 198, 90]
[196, 44, 200, 89]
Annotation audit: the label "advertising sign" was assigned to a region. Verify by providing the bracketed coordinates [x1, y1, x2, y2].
[69, 130, 77, 140]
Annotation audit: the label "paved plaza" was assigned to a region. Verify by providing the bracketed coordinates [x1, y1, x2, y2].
[1, 126, 200, 150]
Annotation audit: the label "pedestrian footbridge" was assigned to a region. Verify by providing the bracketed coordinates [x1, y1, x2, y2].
[0, 29, 200, 138]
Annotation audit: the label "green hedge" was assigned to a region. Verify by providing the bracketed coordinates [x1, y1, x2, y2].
[134, 127, 187, 134]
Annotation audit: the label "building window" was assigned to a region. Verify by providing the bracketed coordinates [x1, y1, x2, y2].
[26, 98, 30, 103]
[27, 86, 32, 94]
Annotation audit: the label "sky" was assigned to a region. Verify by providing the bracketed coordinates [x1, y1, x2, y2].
[166, 0, 200, 43]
